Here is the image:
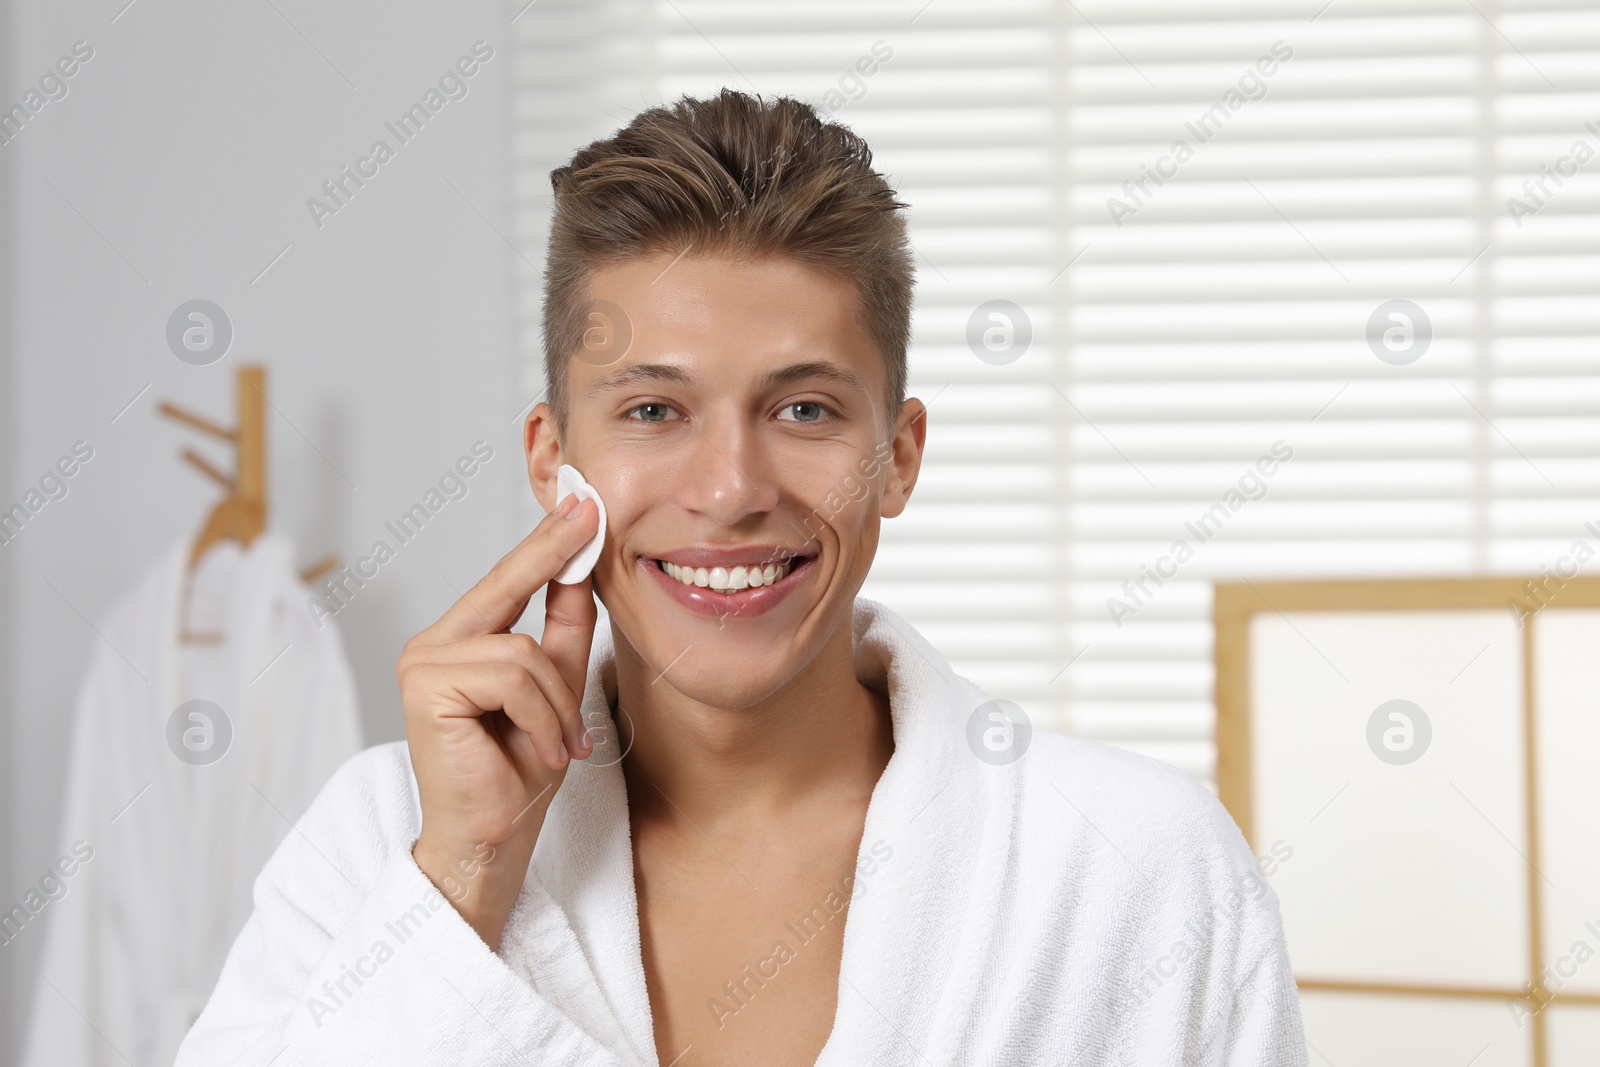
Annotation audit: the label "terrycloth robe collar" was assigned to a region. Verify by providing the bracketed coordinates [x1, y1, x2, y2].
[498, 595, 1012, 1066]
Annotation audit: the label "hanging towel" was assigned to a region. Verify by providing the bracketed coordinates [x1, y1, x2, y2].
[174, 595, 1306, 1066]
[18, 532, 364, 1067]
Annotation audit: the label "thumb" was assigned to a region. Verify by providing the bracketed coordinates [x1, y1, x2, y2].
[541, 570, 598, 723]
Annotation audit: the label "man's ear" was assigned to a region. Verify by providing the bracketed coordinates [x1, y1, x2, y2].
[880, 397, 927, 520]
[524, 402, 566, 513]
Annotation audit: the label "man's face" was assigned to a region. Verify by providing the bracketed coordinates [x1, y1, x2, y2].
[526, 252, 924, 709]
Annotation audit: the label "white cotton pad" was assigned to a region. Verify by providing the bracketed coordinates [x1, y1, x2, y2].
[552, 463, 607, 584]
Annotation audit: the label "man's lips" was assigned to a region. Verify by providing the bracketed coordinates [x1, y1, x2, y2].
[638, 551, 818, 620]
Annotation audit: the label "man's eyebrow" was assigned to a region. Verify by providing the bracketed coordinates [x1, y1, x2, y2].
[757, 360, 870, 395]
[586, 360, 870, 398]
[586, 362, 694, 398]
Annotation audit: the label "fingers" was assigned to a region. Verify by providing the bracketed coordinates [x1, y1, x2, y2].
[403, 633, 593, 759]
[427, 494, 600, 644]
[542, 559, 599, 726]
[408, 659, 570, 770]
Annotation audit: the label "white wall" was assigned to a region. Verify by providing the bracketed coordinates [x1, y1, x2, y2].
[2, 1, 528, 1058]
[0, 0, 15, 1054]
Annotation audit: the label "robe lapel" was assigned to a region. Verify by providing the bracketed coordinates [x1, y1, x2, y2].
[813, 600, 1006, 1066]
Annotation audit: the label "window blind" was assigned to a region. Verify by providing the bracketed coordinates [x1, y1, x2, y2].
[510, 0, 1600, 790]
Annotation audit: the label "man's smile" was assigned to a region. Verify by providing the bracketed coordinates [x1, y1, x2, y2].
[637, 546, 821, 620]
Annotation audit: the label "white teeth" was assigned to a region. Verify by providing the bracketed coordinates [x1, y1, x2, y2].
[659, 557, 796, 592]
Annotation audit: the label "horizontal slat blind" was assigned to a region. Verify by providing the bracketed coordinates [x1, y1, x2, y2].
[1067, 0, 1600, 782]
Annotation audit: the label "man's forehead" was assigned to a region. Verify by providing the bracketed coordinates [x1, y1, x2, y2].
[576, 252, 881, 396]
[586, 250, 857, 326]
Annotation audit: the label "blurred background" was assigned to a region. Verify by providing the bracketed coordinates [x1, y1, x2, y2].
[3, 0, 1599, 1064]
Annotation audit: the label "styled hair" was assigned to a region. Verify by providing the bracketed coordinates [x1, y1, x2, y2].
[541, 88, 914, 437]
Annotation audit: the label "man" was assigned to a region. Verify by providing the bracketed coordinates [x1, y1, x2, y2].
[177, 88, 1307, 1066]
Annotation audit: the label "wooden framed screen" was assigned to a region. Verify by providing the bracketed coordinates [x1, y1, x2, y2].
[1215, 578, 1600, 1066]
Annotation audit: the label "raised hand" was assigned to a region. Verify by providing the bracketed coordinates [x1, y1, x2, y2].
[397, 492, 601, 950]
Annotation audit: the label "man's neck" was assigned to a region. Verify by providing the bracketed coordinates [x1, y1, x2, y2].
[608, 619, 895, 836]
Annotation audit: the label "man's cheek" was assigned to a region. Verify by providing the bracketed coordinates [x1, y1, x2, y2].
[857, 438, 895, 481]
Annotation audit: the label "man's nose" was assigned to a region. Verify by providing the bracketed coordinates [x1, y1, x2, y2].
[678, 417, 781, 524]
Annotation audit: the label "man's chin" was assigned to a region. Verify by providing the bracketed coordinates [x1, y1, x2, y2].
[619, 636, 807, 709]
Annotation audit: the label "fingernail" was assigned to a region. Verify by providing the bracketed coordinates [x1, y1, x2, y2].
[556, 492, 578, 517]
[558, 741, 570, 762]
[564, 496, 584, 520]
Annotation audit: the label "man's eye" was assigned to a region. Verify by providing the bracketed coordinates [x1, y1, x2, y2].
[624, 402, 678, 423]
[778, 401, 833, 423]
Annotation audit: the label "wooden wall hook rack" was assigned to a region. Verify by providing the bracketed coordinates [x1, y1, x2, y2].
[157, 364, 340, 643]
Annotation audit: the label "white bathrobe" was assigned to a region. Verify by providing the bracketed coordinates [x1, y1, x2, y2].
[175, 596, 1307, 1066]
[19, 533, 364, 1067]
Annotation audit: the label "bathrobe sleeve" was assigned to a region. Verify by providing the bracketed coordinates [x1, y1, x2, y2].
[1217, 930, 1307, 1066]
[173, 743, 635, 1067]
[1044, 735, 1310, 1067]
[1189, 788, 1311, 1067]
